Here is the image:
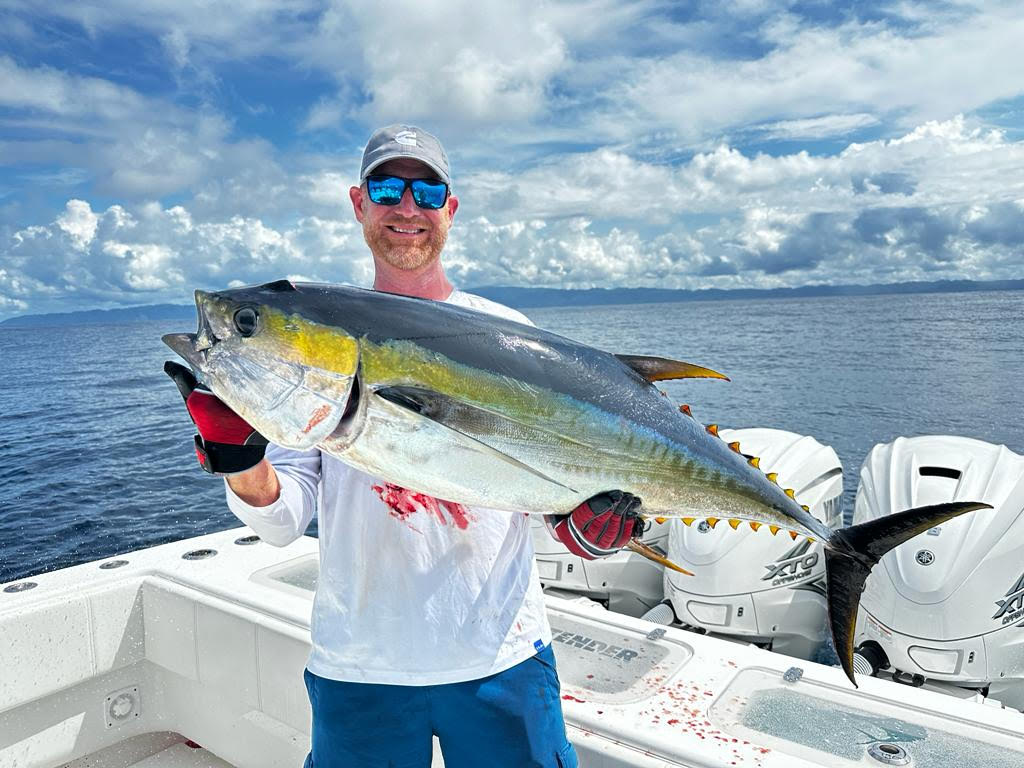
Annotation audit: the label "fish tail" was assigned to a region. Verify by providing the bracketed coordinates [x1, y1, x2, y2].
[825, 500, 990, 687]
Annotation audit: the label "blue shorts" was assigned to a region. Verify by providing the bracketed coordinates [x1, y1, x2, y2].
[302, 644, 578, 768]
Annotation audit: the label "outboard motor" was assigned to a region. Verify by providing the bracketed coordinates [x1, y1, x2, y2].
[852, 436, 1024, 709]
[531, 513, 671, 617]
[663, 428, 843, 662]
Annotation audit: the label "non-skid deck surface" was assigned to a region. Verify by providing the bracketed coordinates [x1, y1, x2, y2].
[60, 735, 235, 768]
[131, 744, 234, 768]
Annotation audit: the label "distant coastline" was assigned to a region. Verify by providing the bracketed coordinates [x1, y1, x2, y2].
[2, 278, 1023, 328]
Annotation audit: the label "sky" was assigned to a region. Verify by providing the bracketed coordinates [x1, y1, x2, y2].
[1, 0, 1023, 319]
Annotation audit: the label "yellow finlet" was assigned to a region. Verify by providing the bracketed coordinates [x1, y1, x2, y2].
[706, 424, 719, 437]
[679, 404, 692, 417]
[728, 441, 741, 453]
[706, 517, 719, 528]
[769, 525, 780, 535]
[749, 521, 762, 532]
[766, 472, 778, 483]
[654, 516, 667, 524]
[801, 504, 810, 512]
[748, 456, 760, 469]
[728, 518, 741, 529]
[785, 488, 797, 500]
[789, 530, 799, 540]
[681, 517, 695, 526]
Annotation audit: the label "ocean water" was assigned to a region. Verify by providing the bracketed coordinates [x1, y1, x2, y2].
[1, 290, 1022, 584]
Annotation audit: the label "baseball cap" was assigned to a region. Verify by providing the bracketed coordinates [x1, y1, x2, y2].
[359, 124, 451, 185]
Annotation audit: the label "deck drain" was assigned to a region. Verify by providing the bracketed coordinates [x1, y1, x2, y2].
[234, 535, 261, 545]
[105, 685, 141, 728]
[868, 743, 910, 765]
[3, 581, 37, 593]
[99, 560, 129, 569]
[182, 548, 217, 560]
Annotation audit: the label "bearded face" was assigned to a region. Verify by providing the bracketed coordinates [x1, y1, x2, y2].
[352, 157, 458, 273]
[360, 203, 451, 272]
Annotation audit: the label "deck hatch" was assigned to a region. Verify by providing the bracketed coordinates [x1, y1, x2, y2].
[549, 614, 691, 704]
[710, 668, 1024, 767]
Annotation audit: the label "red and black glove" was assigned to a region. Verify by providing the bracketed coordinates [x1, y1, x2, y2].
[164, 361, 268, 475]
[551, 490, 643, 559]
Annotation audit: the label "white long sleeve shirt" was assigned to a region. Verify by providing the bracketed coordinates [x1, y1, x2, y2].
[225, 290, 552, 685]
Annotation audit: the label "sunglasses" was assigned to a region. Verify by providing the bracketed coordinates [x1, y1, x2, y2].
[365, 175, 450, 210]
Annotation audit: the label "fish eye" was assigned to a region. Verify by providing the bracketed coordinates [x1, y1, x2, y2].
[233, 307, 259, 337]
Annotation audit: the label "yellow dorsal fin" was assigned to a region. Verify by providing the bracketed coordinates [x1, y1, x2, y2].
[728, 518, 741, 529]
[749, 521, 762, 531]
[789, 530, 799, 540]
[748, 456, 760, 469]
[615, 354, 730, 383]
[679, 403, 693, 416]
[769, 525, 780, 535]
[766, 472, 778, 483]
[728, 441, 741, 453]
[706, 424, 719, 437]
[706, 517, 719, 528]
[681, 517, 695, 526]
[785, 488, 796, 499]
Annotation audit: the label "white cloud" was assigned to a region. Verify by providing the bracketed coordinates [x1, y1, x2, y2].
[55, 200, 99, 251]
[756, 113, 881, 140]
[0, 200, 365, 314]
[600, 4, 1024, 144]
[0, 55, 148, 120]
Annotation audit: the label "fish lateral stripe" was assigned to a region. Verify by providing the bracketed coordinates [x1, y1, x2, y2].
[263, 309, 359, 376]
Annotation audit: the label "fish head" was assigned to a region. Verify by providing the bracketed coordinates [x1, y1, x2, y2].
[163, 280, 359, 449]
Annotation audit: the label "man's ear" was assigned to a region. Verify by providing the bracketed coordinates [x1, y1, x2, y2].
[446, 194, 459, 222]
[349, 186, 365, 223]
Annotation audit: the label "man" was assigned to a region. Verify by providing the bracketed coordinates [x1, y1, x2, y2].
[167, 124, 642, 768]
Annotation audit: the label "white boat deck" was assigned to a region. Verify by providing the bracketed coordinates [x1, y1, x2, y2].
[60, 733, 232, 767]
[3, 527, 1024, 768]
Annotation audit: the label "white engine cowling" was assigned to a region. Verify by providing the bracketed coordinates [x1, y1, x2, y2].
[852, 435, 1024, 709]
[663, 428, 843, 662]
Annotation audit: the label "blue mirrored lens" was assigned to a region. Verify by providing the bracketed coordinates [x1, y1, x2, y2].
[366, 176, 405, 205]
[410, 180, 448, 209]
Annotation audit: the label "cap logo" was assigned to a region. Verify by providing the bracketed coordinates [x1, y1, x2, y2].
[394, 130, 418, 147]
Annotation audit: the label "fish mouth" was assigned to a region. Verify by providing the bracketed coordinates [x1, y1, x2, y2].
[162, 290, 220, 367]
[162, 332, 203, 366]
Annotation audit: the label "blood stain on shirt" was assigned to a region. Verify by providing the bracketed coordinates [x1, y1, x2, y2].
[372, 483, 477, 529]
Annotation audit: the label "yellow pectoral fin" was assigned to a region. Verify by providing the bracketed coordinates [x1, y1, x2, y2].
[626, 539, 694, 576]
